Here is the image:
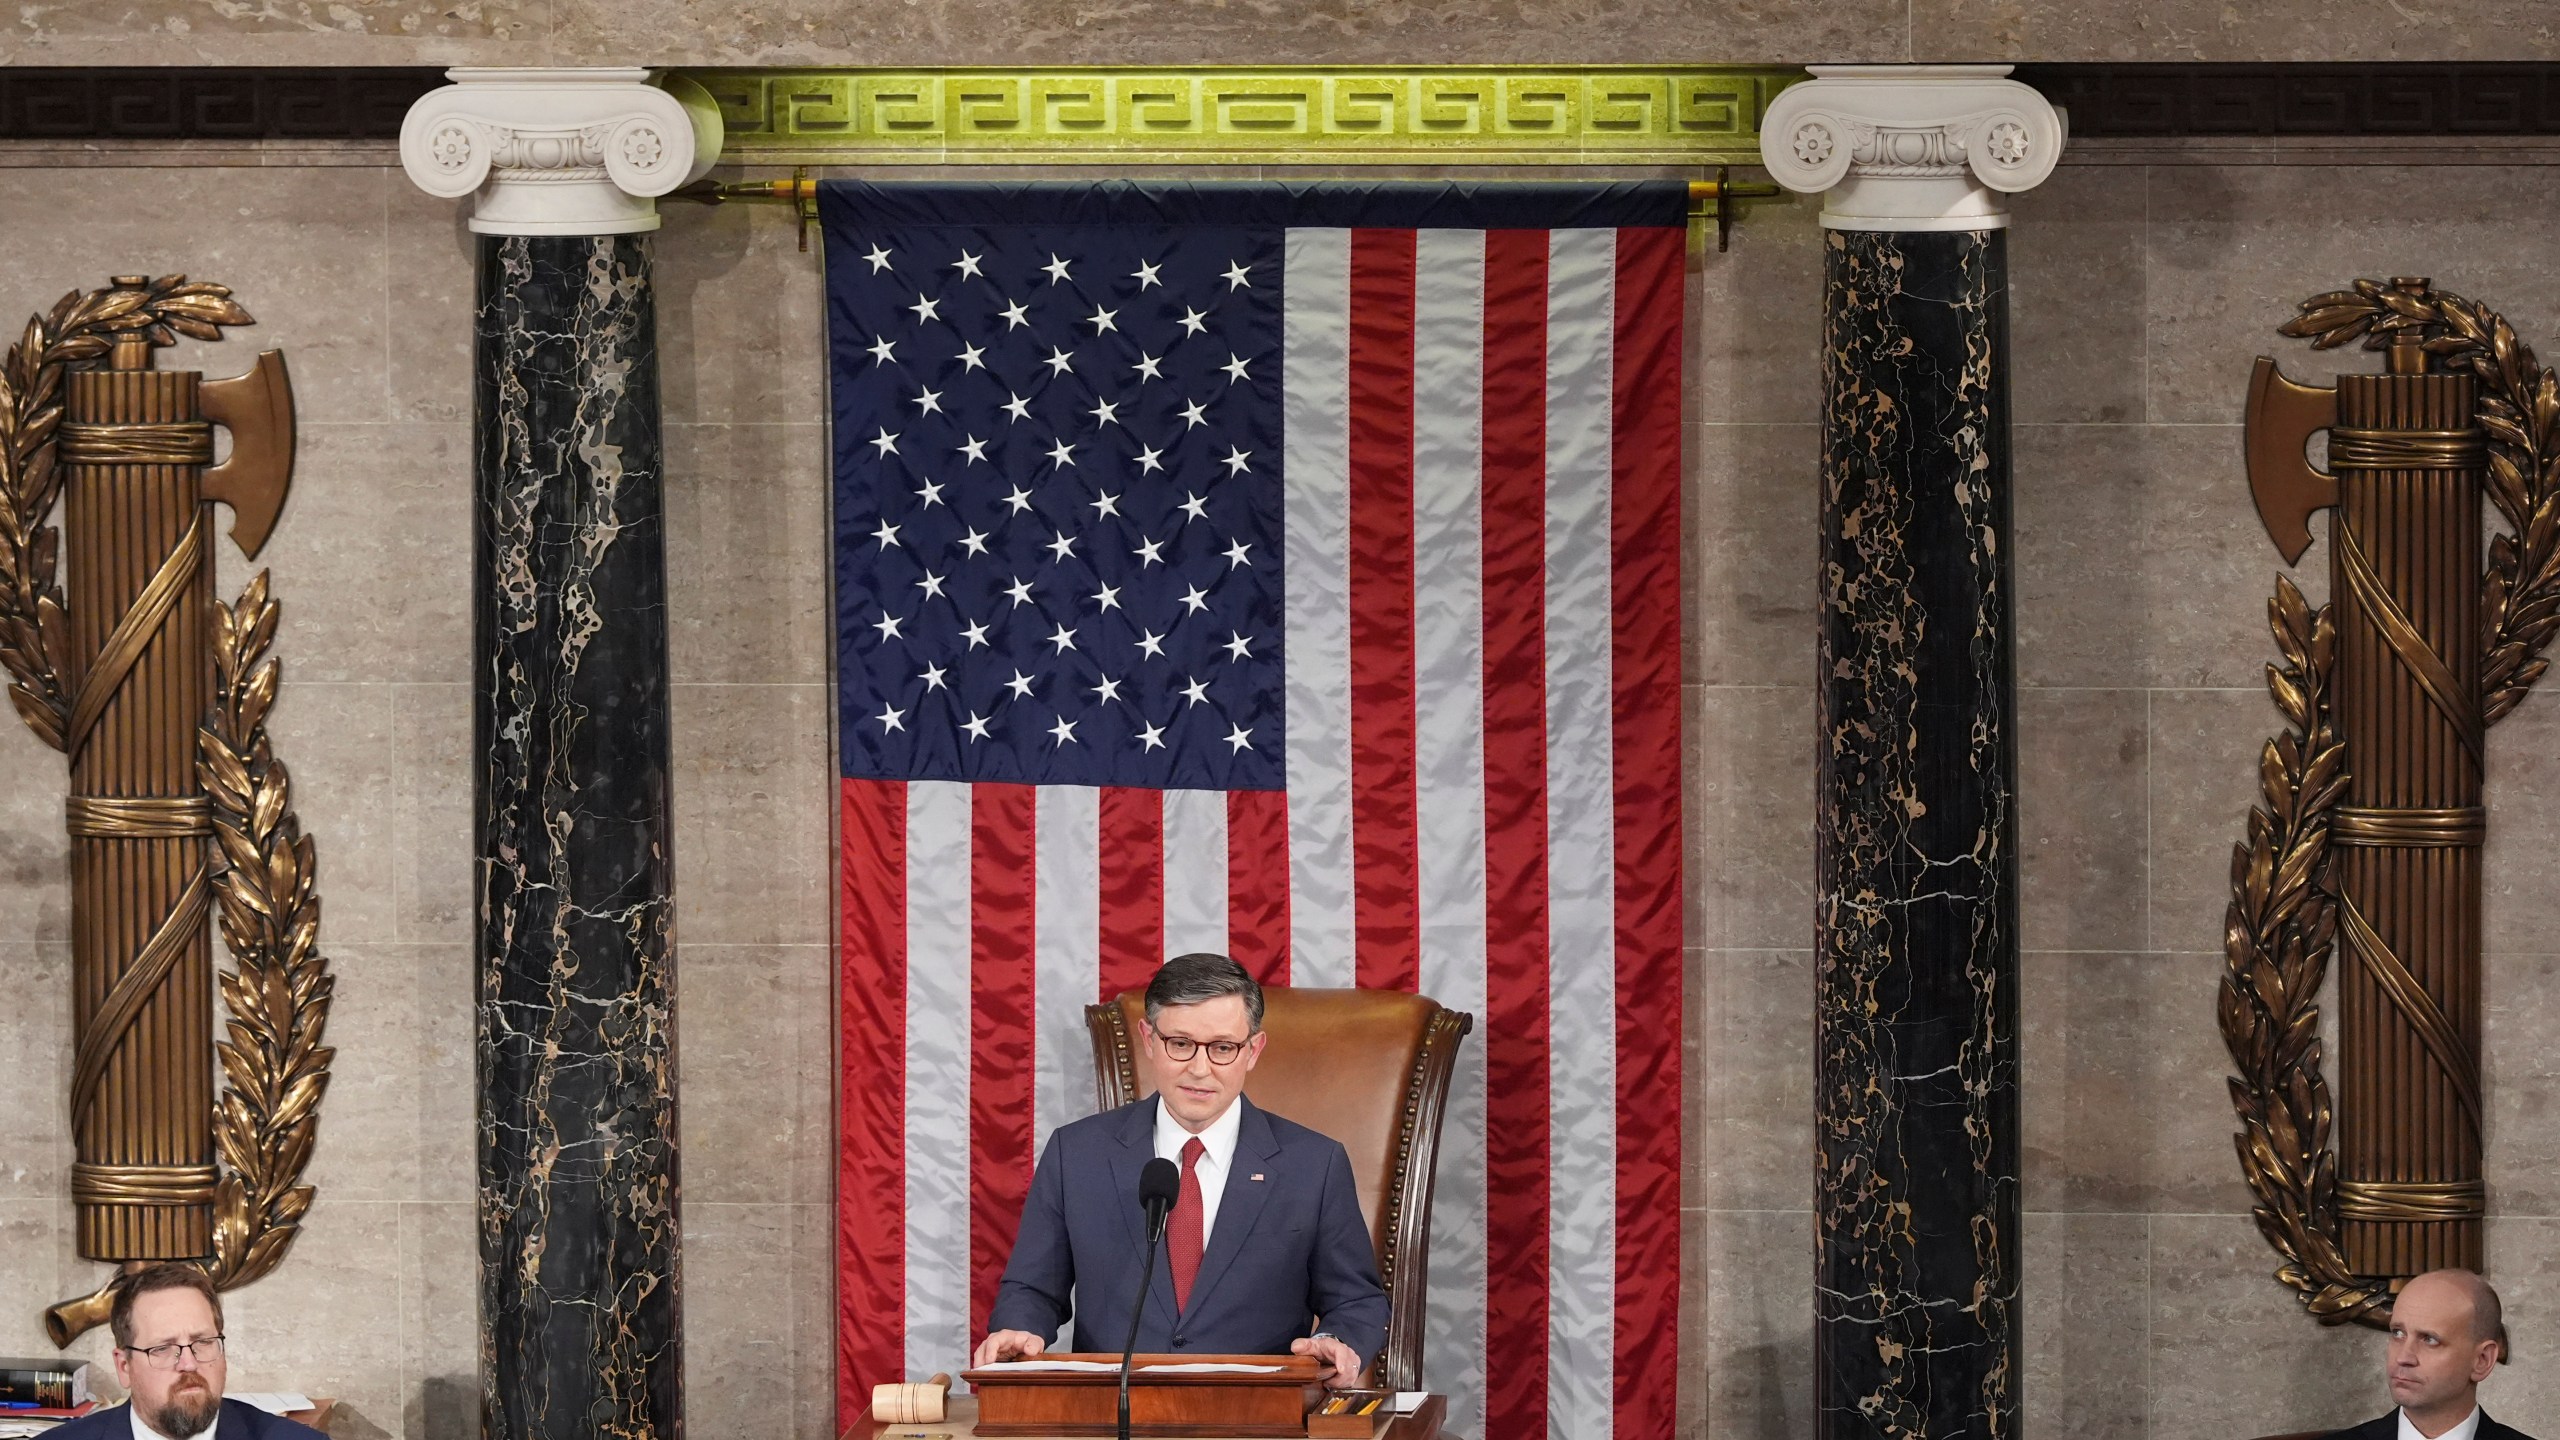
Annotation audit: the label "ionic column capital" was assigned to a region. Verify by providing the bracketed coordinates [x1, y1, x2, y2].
[400, 67, 723, 236]
[1759, 65, 2066, 231]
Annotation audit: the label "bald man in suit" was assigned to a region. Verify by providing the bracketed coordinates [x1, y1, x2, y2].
[2322, 1269, 2539, 1440]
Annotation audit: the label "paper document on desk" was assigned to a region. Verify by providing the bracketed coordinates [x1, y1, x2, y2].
[1135, 1363, 1288, 1374]
[1392, 1392, 1428, 1413]
[972, 1360, 1125, 1372]
[229, 1395, 314, 1414]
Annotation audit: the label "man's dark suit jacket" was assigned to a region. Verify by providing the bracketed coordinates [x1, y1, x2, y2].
[2324, 1409, 2539, 1439]
[987, 1095, 1390, 1368]
[49, 1398, 328, 1440]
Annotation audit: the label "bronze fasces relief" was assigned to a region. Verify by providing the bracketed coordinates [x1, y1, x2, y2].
[0, 276, 334, 1343]
[2225, 278, 2560, 1328]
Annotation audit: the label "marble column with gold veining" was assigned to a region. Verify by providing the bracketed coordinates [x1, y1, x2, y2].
[401, 69, 720, 1440]
[1762, 67, 2064, 1440]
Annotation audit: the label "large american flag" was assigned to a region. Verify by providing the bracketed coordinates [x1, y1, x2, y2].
[824, 180, 1686, 1440]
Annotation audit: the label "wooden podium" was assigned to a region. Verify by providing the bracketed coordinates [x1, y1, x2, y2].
[842, 1354, 1447, 1440]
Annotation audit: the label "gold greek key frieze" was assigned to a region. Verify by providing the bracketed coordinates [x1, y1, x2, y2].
[678, 67, 1802, 164]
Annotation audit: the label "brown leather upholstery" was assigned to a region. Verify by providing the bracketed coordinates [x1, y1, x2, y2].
[1086, 985, 1472, 1392]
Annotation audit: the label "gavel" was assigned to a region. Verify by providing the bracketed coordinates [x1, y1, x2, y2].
[872, 1372, 953, 1424]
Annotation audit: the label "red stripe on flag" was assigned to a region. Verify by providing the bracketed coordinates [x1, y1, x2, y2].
[1226, 789, 1291, 985]
[967, 783, 1038, 1340]
[1608, 225, 1687, 1440]
[838, 777, 909, 1424]
[1477, 226, 1554, 1440]
[1347, 228, 1423, 994]
[1098, 786, 1166, 1001]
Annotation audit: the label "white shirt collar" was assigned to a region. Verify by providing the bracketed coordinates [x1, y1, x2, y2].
[2399, 1402, 2483, 1440]
[1154, 1092, 1244, 1174]
[130, 1401, 220, 1440]
[1154, 1094, 1246, 1245]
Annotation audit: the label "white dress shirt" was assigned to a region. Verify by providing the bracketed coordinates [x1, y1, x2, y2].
[2399, 1404, 2483, 1440]
[131, 1405, 218, 1440]
[1153, 1096, 1244, 1245]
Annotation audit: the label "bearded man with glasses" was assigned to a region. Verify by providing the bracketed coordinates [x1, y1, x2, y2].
[972, 953, 1387, 1384]
[50, 1264, 324, 1440]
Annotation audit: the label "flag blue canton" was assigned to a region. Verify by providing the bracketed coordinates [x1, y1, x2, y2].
[832, 220, 1287, 790]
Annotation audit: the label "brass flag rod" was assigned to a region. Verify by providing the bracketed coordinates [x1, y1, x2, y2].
[670, 166, 1784, 253]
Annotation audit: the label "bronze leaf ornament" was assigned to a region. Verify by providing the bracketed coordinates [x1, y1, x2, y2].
[0, 276, 334, 1345]
[2223, 278, 2560, 1330]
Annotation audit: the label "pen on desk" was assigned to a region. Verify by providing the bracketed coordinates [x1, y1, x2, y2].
[1356, 1398, 1382, 1416]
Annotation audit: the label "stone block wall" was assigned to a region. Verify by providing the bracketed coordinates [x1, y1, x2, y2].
[3, 107, 2560, 1440]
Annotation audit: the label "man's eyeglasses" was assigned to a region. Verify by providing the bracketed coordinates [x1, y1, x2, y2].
[123, 1335, 225, 1370]
[1152, 1032, 1250, 1065]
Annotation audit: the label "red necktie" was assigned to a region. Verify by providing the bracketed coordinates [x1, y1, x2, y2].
[1168, 1137, 1206, 1311]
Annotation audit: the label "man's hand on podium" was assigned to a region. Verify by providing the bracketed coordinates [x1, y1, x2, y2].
[1290, 1333, 1363, 1387]
[973, 1329, 1048, 1368]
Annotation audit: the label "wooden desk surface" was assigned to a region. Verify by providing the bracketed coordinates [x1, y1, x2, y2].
[843, 1392, 1448, 1440]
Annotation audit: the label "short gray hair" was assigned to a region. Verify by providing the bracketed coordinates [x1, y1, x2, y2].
[1144, 953, 1264, 1032]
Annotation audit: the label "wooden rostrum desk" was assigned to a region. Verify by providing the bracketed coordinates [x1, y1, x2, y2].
[842, 1355, 1447, 1440]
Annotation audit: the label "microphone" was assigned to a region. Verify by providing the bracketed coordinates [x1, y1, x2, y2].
[1138, 1156, 1180, 1241]
[1120, 1157, 1183, 1440]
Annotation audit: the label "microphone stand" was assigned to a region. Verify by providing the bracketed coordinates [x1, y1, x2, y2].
[1117, 1215, 1167, 1440]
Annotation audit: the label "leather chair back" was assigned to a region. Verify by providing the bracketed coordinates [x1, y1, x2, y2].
[1087, 985, 1472, 1391]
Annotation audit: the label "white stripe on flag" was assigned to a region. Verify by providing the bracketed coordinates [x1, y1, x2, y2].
[1161, 788, 1230, 955]
[1542, 227, 1619, 1438]
[1035, 783, 1100, 1152]
[1281, 227, 1356, 990]
[904, 780, 976, 1379]
[1408, 227, 1491, 1437]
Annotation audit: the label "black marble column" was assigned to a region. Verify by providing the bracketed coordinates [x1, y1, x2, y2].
[1813, 226, 2018, 1439]
[475, 233, 681, 1440]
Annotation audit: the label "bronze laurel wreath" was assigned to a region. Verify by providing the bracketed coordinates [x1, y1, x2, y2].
[200, 570, 334, 1294]
[0, 280, 335, 1341]
[2221, 279, 2560, 1327]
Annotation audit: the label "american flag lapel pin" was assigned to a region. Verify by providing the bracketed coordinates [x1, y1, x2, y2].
[1251, 1174, 1264, 1182]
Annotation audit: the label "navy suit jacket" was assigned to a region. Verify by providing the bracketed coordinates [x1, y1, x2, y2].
[48, 1399, 328, 1440]
[2324, 1410, 2538, 1439]
[987, 1096, 1389, 1369]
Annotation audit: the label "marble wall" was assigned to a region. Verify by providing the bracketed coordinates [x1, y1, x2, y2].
[1696, 139, 2560, 1440]
[5, 126, 2560, 1440]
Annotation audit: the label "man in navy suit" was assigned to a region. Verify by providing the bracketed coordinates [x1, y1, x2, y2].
[49, 1264, 326, 1440]
[2323, 1268, 2539, 1440]
[973, 953, 1387, 1383]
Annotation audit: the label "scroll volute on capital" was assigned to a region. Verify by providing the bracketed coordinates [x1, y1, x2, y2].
[2244, 355, 2341, 566]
